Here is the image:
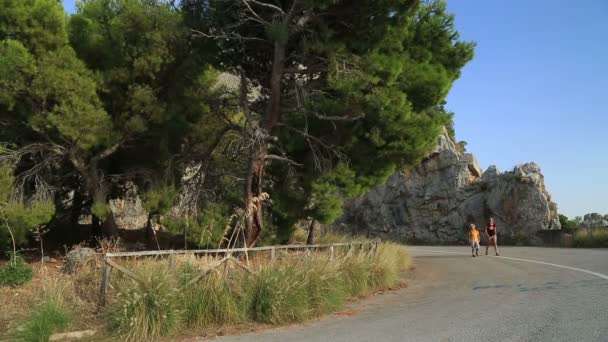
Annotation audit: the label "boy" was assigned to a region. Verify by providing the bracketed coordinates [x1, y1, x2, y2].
[469, 224, 480, 257]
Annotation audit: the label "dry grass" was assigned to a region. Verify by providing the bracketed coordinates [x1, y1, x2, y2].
[1, 240, 411, 342]
[0, 255, 106, 340]
[574, 229, 608, 247]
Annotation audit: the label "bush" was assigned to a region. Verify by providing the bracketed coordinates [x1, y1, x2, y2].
[246, 264, 311, 324]
[368, 243, 410, 290]
[14, 281, 72, 342]
[0, 257, 33, 287]
[179, 263, 246, 327]
[575, 229, 608, 247]
[101, 241, 412, 338]
[106, 265, 182, 341]
[316, 232, 370, 244]
[338, 254, 372, 297]
[303, 259, 348, 315]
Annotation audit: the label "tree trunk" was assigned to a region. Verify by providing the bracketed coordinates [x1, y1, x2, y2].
[244, 144, 266, 247]
[2, 217, 17, 266]
[70, 189, 83, 230]
[91, 215, 102, 237]
[243, 41, 287, 247]
[306, 219, 319, 245]
[145, 213, 153, 240]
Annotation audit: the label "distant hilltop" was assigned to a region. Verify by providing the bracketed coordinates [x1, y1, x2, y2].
[339, 127, 561, 245]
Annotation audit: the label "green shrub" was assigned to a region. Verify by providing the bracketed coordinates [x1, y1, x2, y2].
[368, 244, 407, 290]
[0, 257, 33, 287]
[590, 229, 608, 247]
[303, 259, 348, 315]
[14, 284, 71, 342]
[179, 264, 246, 327]
[106, 265, 182, 341]
[316, 232, 370, 244]
[575, 229, 608, 247]
[338, 254, 372, 297]
[100, 241, 412, 337]
[246, 264, 311, 324]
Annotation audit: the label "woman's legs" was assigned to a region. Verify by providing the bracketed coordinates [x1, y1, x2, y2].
[486, 236, 498, 255]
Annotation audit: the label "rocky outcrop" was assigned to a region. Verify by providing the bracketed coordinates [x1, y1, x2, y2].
[341, 128, 560, 245]
[580, 213, 608, 228]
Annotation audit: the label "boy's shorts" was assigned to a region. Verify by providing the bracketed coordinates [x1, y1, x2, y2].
[471, 241, 480, 249]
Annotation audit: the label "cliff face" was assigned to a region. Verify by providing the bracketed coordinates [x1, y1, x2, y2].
[341, 129, 561, 245]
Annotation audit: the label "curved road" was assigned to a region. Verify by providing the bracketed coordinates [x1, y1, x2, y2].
[214, 247, 608, 342]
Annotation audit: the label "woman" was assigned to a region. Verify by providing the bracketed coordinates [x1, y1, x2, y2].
[485, 217, 499, 256]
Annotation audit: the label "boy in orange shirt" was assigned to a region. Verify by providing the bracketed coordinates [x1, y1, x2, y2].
[469, 224, 480, 257]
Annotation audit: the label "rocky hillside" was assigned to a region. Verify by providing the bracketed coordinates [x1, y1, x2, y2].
[341, 128, 561, 245]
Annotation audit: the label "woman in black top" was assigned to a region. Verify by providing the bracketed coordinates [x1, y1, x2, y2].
[485, 217, 499, 256]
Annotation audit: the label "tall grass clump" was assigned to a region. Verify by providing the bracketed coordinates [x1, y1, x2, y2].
[14, 279, 72, 342]
[337, 253, 373, 297]
[106, 265, 182, 341]
[246, 263, 310, 324]
[179, 263, 246, 327]
[575, 229, 608, 247]
[303, 258, 349, 315]
[98, 241, 411, 338]
[368, 243, 411, 290]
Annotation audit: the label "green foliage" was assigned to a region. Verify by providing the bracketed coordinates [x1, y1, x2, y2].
[179, 265, 246, 327]
[257, 0, 475, 231]
[0, 0, 111, 150]
[0, 166, 55, 252]
[2, 0, 474, 247]
[13, 287, 71, 342]
[0, 256, 33, 287]
[559, 214, 578, 230]
[90, 200, 111, 219]
[246, 264, 311, 324]
[106, 265, 182, 341]
[164, 203, 231, 248]
[142, 185, 177, 215]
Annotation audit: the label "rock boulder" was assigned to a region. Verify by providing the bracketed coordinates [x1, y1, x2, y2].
[341, 128, 560, 245]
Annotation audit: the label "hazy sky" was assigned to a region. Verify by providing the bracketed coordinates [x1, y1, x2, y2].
[61, 0, 607, 217]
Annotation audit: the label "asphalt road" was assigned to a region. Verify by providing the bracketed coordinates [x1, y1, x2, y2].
[215, 246, 608, 342]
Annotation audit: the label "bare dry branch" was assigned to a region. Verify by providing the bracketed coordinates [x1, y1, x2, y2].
[312, 113, 365, 121]
[247, 0, 285, 15]
[191, 29, 269, 43]
[241, 0, 271, 25]
[265, 154, 303, 166]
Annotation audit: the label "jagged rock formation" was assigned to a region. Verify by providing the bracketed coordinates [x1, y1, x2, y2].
[580, 213, 608, 228]
[341, 128, 561, 245]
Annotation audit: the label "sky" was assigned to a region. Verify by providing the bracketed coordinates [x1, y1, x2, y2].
[61, 0, 607, 217]
[444, 0, 608, 217]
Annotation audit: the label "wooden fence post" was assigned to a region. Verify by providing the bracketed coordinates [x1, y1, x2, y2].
[168, 250, 175, 270]
[270, 247, 276, 263]
[330, 246, 334, 261]
[99, 256, 111, 306]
